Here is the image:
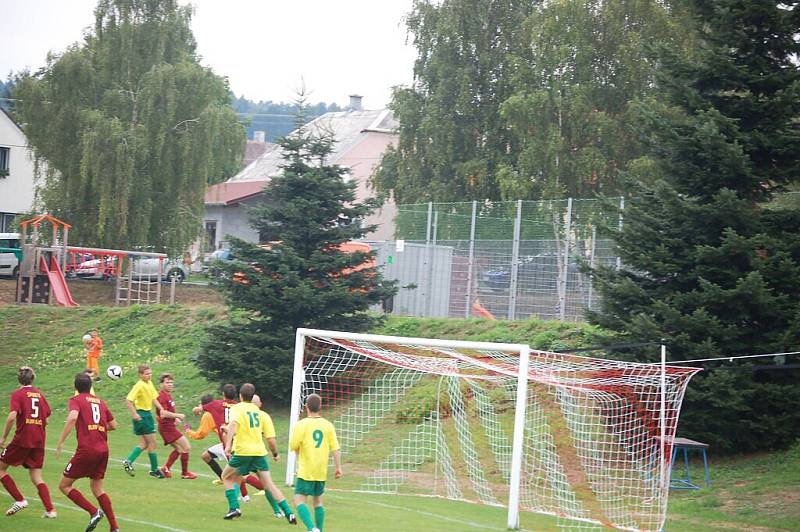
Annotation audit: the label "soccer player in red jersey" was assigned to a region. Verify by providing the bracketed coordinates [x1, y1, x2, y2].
[0, 366, 56, 518]
[155, 373, 197, 479]
[191, 383, 238, 480]
[55, 372, 119, 532]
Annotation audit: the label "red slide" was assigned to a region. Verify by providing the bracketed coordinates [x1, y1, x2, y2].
[40, 256, 79, 307]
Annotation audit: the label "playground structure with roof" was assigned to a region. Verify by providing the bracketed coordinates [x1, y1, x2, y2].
[15, 214, 171, 306]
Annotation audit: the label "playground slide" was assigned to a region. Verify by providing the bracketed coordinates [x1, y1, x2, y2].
[40, 256, 79, 307]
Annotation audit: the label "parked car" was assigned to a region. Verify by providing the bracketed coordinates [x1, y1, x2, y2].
[204, 249, 236, 277]
[0, 232, 21, 277]
[74, 255, 119, 280]
[131, 258, 189, 283]
[480, 253, 576, 292]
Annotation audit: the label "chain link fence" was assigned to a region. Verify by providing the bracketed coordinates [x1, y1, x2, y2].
[369, 192, 800, 322]
[367, 197, 623, 322]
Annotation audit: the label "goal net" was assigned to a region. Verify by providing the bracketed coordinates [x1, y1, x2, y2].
[286, 329, 700, 531]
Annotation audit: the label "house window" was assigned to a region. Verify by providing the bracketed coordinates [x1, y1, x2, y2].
[0, 147, 9, 177]
[0, 213, 16, 232]
[204, 221, 217, 252]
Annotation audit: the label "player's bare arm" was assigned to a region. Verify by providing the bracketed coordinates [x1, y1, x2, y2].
[223, 419, 237, 458]
[0, 410, 16, 448]
[125, 399, 141, 421]
[267, 437, 280, 461]
[333, 449, 343, 478]
[107, 418, 118, 431]
[54, 409, 79, 458]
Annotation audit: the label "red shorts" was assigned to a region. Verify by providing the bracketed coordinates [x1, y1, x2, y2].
[0, 443, 44, 469]
[159, 426, 183, 445]
[63, 450, 108, 480]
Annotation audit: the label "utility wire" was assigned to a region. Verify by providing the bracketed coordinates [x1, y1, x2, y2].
[646, 351, 800, 365]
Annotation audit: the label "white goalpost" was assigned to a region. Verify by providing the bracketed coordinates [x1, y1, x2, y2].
[286, 328, 699, 531]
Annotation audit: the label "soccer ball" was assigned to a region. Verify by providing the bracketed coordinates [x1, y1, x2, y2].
[106, 365, 123, 380]
[82, 334, 92, 342]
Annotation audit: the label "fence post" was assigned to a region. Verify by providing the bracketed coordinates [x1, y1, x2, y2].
[421, 202, 432, 317]
[465, 200, 477, 318]
[508, 199, 522, 320]
[617, 196, 625, 271]
[559, 197, 573, 321]
[588, 225, 597, 311]
[169, 276, 177, 305]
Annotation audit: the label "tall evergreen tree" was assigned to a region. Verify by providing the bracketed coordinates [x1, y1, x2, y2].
[198, 110, 395, 402]
[590, 0, 800, 452]
[13, 0, 244, 253]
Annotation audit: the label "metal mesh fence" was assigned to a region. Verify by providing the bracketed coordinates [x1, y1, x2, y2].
[370, 193, 800, 322]
[369, 198, 624, 322]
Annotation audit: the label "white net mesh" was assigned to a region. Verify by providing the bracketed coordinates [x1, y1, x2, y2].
[291, 333, 699, 531]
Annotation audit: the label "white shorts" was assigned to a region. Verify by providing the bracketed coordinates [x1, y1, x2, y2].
[207, 443, 227, 462]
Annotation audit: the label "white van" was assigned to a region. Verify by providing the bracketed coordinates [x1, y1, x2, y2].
[0, 232, 22, 277]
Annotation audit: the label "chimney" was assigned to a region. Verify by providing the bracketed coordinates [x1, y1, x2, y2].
[348, 94, 363, 111]
[253, 130, 266, 143]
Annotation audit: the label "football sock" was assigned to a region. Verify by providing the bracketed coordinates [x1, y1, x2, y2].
[225, 488, 239, 511]
[67, 488, 97, 515]
[180, 452, 189, 473]
[239, 481, 248, 497]
[36, 482, 54, 512]
[165, 450, 179, 469]
[97, 493, 118, 529]
[127, 446, 143, 463]
[0, 475, 25, 501]
[0, 474, 23, 501]
[246, 475, 264, 490]
[148, 452, 159, 472]
[264, 490, 281, 514]
[207, 458, 223, 478]
[233, 483, 241, 499]
[297, 503, 314, 530]
[315, 506, 325, 531]
[278, 499, 294, 517]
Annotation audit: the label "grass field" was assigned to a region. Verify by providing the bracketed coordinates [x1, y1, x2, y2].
[0, 305, 798, 531]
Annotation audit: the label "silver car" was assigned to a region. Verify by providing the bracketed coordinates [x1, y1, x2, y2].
[132, 258, 189, 283]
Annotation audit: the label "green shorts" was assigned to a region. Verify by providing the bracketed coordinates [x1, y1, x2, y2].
[133, 410, 155, 435]
[295, 477, 326, 496]
[229, 454, 270, 476]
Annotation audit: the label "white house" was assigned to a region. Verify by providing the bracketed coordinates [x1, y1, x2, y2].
[0, 108, 37, 232]
[202, 97, 397, 253]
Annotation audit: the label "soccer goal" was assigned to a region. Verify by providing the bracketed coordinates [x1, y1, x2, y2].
[286, 329, 700, 530]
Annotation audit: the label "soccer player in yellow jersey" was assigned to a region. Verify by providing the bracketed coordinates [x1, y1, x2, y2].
[122, 365, 165, 478]
[289, 394, 342, 532]
[221, 383, 296, 523]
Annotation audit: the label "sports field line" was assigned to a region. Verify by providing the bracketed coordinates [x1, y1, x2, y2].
[326, 491, 507, 531]
[0, 491, 189, 532]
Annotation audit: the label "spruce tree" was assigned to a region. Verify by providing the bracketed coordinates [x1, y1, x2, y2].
[198, 111, 395, 402]
[590, 0, 800, 452]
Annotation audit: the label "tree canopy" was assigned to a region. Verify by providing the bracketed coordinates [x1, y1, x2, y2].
[589, 0, 800, 452]
[373, 0, 691, 203]
[14, 0, 245, 254]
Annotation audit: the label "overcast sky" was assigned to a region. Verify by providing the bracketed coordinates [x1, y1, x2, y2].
[0, 0, 417, 109]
